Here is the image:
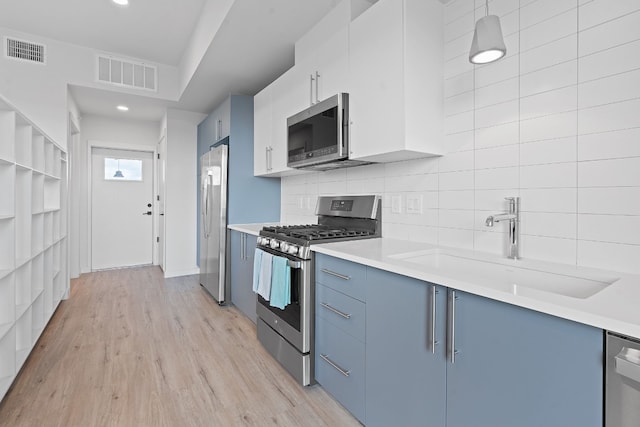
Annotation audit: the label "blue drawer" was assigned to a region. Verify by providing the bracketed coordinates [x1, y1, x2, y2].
[315, 317, 366, 423]
[317, 284, 365, 342]
[315, 254, 367, 302]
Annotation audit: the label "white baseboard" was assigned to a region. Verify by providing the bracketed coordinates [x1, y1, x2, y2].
[164, 267, 200, 278]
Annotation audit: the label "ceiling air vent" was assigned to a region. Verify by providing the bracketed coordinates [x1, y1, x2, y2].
[5, 37, 46, 64]
[96, 54, 157, 92]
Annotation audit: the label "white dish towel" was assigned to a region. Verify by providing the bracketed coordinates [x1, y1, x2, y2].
[257, 252, 273, 301]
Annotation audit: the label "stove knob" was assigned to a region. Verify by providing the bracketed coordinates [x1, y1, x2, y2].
[288, 245, 299, 256]
[270, 239, 280, 250]
[259, 237, 268, 246]
[281, 242, 290, 252]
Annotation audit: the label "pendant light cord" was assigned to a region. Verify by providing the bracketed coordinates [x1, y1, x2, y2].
[485, 0, 489, 16]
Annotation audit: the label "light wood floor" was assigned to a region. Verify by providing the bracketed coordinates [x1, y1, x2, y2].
[0, 266, 362, 427]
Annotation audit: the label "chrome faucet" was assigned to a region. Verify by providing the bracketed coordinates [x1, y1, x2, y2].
[485, 197, 520, 259]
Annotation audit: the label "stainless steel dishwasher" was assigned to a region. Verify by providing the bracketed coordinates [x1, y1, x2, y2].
[606, 332, 640, 427]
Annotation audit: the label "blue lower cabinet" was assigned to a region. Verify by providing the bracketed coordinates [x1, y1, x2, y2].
[315, 317, 366, 423]
[365, 268, 447, 427]
[229, 231, 257, 323]
[446, 290, 603, 427]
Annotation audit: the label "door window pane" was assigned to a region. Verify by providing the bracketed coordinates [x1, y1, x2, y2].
[105, 158, 143, 181]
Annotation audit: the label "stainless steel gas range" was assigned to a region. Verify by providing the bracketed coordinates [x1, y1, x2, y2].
[255, 195, 381, 386]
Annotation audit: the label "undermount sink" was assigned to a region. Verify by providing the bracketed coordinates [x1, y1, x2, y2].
[389, 249, 619, 299]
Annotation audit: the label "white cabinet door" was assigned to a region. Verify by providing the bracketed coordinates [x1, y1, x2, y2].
[253, 85, 271, 176]
[314, 26, 350, 103]
[349, 0, 405, 161]
[270, 69, 304, 175]
[349, 0, 443, 162]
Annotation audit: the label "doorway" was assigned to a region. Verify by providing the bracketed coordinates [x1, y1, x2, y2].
[91, 147, 154, 270]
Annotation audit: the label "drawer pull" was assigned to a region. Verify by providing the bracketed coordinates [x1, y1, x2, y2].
[320, 302, 351, 319]
[320, 268, 351, 281]
[320, 353, 350, 377]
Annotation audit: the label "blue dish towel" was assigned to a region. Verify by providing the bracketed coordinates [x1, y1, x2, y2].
[252, 248, 263, 293]
[269, 256, 291, 310]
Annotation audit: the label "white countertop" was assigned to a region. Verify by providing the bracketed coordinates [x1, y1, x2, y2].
[228, 223, 279, 236]
[312, 238, 640, 339]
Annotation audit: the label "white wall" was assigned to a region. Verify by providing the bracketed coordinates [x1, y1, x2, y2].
[77, 114, 160, 273]
[163, 109, 206, 278]
[281, 0, 640, 275]
[0, 26, 180, 147]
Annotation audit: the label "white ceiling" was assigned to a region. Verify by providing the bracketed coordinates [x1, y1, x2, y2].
[0, 0, 344, 122]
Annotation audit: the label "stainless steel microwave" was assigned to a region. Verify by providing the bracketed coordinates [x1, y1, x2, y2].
[287, 93, 370, 171]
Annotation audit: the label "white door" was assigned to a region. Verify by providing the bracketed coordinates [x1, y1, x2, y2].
[157, 137, 166, 271]
[91, 147, 154, 270]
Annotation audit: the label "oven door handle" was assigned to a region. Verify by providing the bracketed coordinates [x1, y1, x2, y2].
[288, 260, 302, 269]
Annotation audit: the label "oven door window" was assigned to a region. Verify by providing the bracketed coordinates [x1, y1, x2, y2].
[257, 263, 302, 332]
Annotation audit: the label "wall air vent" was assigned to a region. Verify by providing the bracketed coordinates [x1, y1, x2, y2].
[5, 37, 46, 64]
[96, 54, 157, 92]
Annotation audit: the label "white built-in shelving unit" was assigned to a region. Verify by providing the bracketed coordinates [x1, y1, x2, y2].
[0, 96, 68, 402]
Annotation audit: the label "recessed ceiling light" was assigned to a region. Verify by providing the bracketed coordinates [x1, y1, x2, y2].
[117, 105, 129, 111]
[113, 0, 129, 6]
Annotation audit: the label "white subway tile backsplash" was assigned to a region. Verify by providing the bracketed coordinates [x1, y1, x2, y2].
[475, 167, 519, 190]
[520, 188, 577, 213]
[520, 0, 576, 30]
[439, 227, 475, 249]
[445, 10, 476, 42]
[520, 85, 577, 121]
[578, 99, 640, 135]
[520, 137, 577, 166]
[578, 157, 640, 187]
[445, 91, 474, 117]
[578, 214, 640, 245]
[445, 110, 475, 134]
[520, 35, 577, 75]
[521, 212, 577, 239]
[578, 187, 640, 215]
[579, 39, 640, 82]
[521, 235, 577, 264]
[520, 60, 577, 97]
[444, 131, 475, 153]
[475, 100, 519, 129]
[440, 190, 474, 210]
[520, 111, 577, 143]
[445, 71, 474, 98]
[578, 128, 640, 161]
[521, 162, 577, 188]
[579, 0, 640, 31]
[577, 240, 640, 274]
[520, 9, 577, 52]
[475, 144, 519, 169]
[474, 77, 518, 109]
[475, 55, 519, 88]
[475, 122, 519, 149]
[579, 10, 640, 57]
[439, 209, 475, 230]
[445, 53, 474, 79]
[439, 170, 474, 191]
[446, 0, 475, 24]
[280, 0, 640, 273]
[439, 150, 475, 173]
[578, 69, 640, 109]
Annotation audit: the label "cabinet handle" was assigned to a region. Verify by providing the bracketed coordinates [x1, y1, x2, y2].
[265, 147, 269, 171]
[320, 353, 350, 377]
[447, 289, 459, 364]
[310, 74, 315, 105]
[320, 268, 351, 281]
[315, 71, 320, 103]
[217, 119, 222, 140]
[320, 302, 351, 319]
[428, 285, 439, 354]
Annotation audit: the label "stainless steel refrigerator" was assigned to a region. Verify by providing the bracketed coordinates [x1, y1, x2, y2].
[199, 143, 229, 304]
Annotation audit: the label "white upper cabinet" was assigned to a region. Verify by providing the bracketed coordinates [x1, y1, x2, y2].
[253, 84, 272, 176]
[349, 0, 444, 162]
[208, 97, 230, 143]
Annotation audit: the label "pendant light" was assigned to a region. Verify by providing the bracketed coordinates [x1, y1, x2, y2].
[114, 160, 124, 178]
[469, 0, 506, 64]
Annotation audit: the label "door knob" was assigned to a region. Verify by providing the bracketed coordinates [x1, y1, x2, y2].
[147, 203, 152, 208]
[143, 211, 152, 215]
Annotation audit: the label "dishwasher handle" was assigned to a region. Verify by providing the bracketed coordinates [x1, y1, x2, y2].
[615, 347, 640, 384]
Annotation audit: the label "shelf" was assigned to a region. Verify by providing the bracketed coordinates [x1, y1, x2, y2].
[0, 269, 12, 281]
[0, 158, 13, 166]
[0, 162, 15, 217]
[0, 110, 16, 163]
[0, 215, 15, 221]
[0, 273, 14, 327]
[15, 303, 30, 321]
[0, 220, 14, 271]
[15, 162, 30, 172]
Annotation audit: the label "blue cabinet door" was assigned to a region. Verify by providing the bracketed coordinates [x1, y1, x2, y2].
[365, 267, 447, 427]
[446, 290, 603, 427]
[230, 231, 257, 323]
